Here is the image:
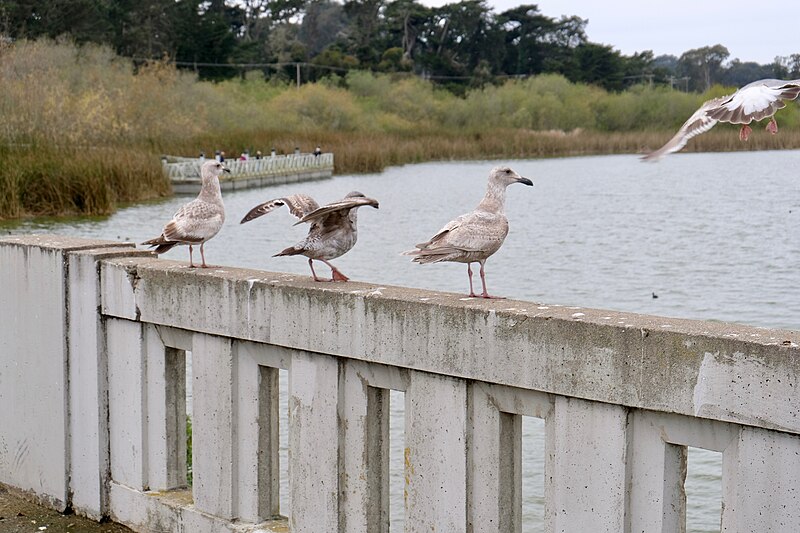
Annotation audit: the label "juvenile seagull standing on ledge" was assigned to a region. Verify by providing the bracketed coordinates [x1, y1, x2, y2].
[240, 191, 379, 282]
[143, 160, 229, 268]
[404, 166, 533, 299]
[642, 78, 800, 161]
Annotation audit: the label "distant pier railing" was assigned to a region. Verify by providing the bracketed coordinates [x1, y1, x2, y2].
[164, 153, 334, 194]
[1, 235, 800, 533]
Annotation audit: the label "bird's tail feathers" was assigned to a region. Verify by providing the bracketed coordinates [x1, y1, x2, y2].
[274, 246, 303, 257]
[142, 236, 179, 255]
[405, 246, 461, 264]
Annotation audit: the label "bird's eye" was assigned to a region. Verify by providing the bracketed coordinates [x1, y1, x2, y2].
[504, 169, 511, 174]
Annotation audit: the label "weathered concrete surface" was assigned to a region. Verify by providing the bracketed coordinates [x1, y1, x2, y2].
[5, 235, 800, 533]
[108, 484, 289, 533]
[0, 236, 147, 515]
[288, 351, 339, 533]
[99, 253, 800, 436]
[547, 397, 628, 533]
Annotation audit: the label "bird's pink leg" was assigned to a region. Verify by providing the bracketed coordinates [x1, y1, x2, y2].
[199, 243, 210, 268]
[479, 261, 505, 299]
[321, 259, 349, 282]
[766, 117, 778, 135]
[308, 259, 327, 282]
[188, 245, 196, 268]
[467, 263, 478, 297]
[739, 124, 752, 141]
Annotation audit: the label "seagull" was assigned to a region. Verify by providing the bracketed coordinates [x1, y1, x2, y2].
[240, 191, 379, 282]
[642, 78, 800, 161]
[142, 160, 229, 268]
[403, 166, 533, 299]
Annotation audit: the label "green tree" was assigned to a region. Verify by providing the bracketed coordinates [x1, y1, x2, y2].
[498, 4, 557, 76]
[570, 42, 624, 90]
[0, 0, 111, 43]
[381, 0, 430, 64]
[342, 0, 386, 65]
[417, 0, 503, 81]
[299, 0, 347, 57]
[678, 44, 729, 91]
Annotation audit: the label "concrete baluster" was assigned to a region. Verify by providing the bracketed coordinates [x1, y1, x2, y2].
[547, 397, 629, 533]
[289, 351, 340, 533]
[191, 333, 236, 519]
[721, 427, 800, 532]
[405, 372, 468, 533]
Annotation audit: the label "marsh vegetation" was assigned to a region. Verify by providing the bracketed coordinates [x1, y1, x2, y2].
[2, 40, 799, 219]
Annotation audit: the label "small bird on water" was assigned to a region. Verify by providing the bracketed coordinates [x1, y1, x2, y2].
[240, 191, 379, 282]
[641, 78, 800, 161]
[404, 166, 533, 299]
[143, 160, 229, 268]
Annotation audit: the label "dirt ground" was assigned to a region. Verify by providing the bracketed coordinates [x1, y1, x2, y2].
[0, 485, 133, 533]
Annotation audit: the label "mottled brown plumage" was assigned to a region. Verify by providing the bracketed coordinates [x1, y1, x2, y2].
[241, 191, 379, 282]
[143, 160, 229, 267]
[404, 166, 533, 298]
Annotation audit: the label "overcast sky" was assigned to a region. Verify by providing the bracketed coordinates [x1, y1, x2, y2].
[419, 0, 799, 65]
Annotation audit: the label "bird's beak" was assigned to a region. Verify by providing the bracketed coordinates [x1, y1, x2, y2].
[517, 177, 533, 186]
[223, 167, 231, 173]
[372, 202, 380, 209]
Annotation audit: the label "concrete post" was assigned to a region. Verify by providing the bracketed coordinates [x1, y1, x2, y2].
[628, 411, 688, 533]
[721, 427, 800, 532]
[107, 318, 147, 491]
[289, 350, 340, 533]
[68, 244, 148, 518]
[405, 372, 468, 533]
[0, 239, 70, 510]
[546, 397, 629, 533]
[145, 337, 188, 491]
[191, 333, 236, 519]
[236, 343, 281, 522]
[469, 383, 522, 532]
[339, 360, 390, 533]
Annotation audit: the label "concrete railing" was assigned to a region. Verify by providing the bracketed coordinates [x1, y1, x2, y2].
[164, 153, 334, 193]
[1, 235, 800, 533]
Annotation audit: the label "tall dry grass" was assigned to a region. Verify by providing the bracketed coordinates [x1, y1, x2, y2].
[2, 39, 800, 219]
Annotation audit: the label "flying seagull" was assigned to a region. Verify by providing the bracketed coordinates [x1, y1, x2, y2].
[240, 191, 379, 282]
[143, 160, 229, 267]
[404, 166, 533, 299]
[642, 78, 800, 161]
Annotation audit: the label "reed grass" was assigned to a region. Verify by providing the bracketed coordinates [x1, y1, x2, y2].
[2, 39, 800, 220]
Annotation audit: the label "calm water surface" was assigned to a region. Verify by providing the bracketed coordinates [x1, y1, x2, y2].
[5, 151, 799, 531]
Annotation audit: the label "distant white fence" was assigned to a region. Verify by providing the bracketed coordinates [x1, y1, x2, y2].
[1, 235, 800, 533]
[164, 153, 334, 193]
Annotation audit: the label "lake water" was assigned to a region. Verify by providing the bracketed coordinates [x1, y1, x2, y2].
[5, 150, 799, 531]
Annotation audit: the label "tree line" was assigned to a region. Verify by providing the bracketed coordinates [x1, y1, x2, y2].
[2, 0, 800, 92]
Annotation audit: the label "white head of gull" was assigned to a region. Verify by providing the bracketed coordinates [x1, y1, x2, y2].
[240, 191, 379, 282]
[142, 159, 229, 268]
[403, 166, 533, 299]
[642, 78, 800, 161]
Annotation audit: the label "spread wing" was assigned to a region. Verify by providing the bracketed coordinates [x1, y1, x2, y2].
[707, 79, 800, 124]
[641, 97, 724, 161]
[240, 194, 319, 224]
[295, 196, 379, 226]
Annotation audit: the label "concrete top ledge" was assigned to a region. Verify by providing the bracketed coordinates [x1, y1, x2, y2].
[108, 254, 799, 348]
[7, 235, 800, 433]
[0, 234, 137, 252]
